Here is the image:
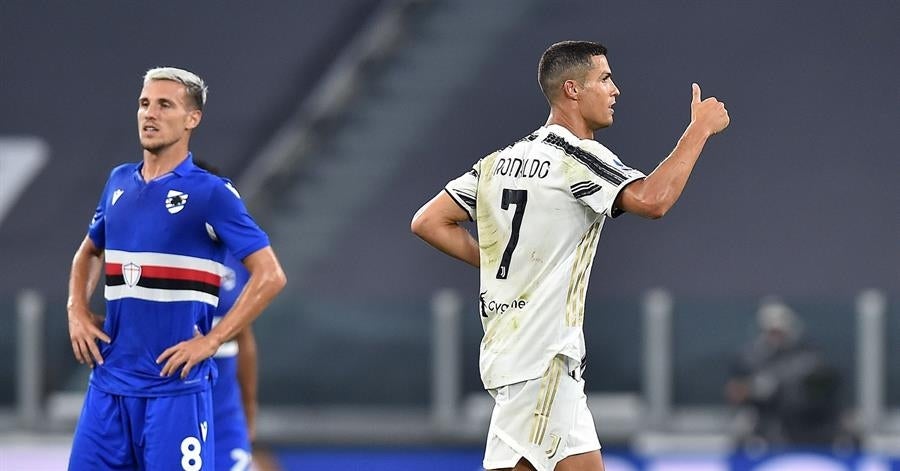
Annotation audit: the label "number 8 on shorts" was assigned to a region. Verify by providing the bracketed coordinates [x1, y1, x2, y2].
[181, 436, 203, 471]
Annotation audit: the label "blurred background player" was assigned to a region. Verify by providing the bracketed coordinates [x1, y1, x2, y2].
[412, 41, 729, 471]
[66, 67, 286, 470]
[212, 251, 258, 471]
[195, 160, 258, 471]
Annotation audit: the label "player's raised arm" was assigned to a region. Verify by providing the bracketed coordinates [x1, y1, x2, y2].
[411, 191, 480, 268]
[66, 236, 111, 367]
[615, 83, 730, 219]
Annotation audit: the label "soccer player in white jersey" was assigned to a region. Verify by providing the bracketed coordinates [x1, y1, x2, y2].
[411, 41, 729, 471]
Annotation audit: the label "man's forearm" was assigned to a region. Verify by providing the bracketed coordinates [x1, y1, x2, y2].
[637, 123, 711, 215]
[416, 221, 480, 267]
[68, 239, 102, 311]
[208, 273, 282, 347]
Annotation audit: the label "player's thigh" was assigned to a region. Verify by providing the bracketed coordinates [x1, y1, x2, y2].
[555, 450, 605, 471]
[489, 453, 603, 471]
[143, 389, 214, 471]
[490, 457, 539, 470]
[69, 386, 141, 470]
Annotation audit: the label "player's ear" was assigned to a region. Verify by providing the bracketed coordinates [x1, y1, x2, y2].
[563, 79, 579, 101]
[186, 109, 202, 130]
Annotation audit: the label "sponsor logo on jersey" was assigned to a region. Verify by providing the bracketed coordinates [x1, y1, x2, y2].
[480, 290, 528, 317]
[165, 190, 189, 214]
[111, 188, 124, 205]
[122, 262, 142, 287]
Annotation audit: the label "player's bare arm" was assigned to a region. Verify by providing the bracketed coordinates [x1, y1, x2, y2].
[411, 191, 480, 267]
[66, 236, 111, 367]
[236, 326, 259, 441]
[157, 246, 286, 378]
[616, 83, 729, 219]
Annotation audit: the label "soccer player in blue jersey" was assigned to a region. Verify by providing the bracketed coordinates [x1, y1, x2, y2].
[211, 251, 257, 471]
[66, 67, 286, 470]
[194, 160, 258, 471]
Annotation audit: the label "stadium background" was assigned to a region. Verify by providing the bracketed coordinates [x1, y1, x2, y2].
[0, 0, 897, 469]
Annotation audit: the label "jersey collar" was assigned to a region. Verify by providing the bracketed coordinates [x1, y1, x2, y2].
[170, 152, 196, 177]
[544, 124, 581, 143]
[132, 152, 196, 182]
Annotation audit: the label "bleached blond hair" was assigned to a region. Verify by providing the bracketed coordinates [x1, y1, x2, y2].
[143, 67, 208, 110]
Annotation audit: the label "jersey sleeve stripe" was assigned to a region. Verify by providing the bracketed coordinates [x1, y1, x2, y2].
[572, 183, 603, 199]
[457, 192, 476, 207]
[543, 133, 627, 185]
[570, 181, 596, 192]
[443, 188, 474, 221]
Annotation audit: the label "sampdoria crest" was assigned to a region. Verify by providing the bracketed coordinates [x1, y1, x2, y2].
[165, 190, 189, 214]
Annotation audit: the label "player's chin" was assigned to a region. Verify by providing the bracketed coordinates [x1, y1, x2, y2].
[139, 139, 165, 153]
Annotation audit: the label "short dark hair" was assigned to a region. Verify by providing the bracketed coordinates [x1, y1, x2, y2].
[538, 41, 608, 101]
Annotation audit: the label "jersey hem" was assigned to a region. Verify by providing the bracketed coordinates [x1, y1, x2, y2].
[482, 350, 581, 390]
[89, 375, 211, 397]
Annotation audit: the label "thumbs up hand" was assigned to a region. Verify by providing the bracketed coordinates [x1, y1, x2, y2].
[690, 83, 730, 136]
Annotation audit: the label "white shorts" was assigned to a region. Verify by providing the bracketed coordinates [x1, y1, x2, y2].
[483, 355, 601, 471]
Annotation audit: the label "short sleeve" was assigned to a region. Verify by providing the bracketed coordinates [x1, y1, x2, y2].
[205, 179, 270, 261]
[87, 172, 114, 249]
[566, 146, 645, 218]
[444, 160, 480, 221]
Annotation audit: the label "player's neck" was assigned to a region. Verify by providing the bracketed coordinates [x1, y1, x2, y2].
[141, 146, 189, 182]
[545, 111, 594, 140]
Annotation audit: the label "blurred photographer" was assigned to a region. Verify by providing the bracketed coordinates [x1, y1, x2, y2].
[726, 299, 841, 449]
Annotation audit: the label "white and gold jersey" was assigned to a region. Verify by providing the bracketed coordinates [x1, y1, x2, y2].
[445, 124, 645, 389]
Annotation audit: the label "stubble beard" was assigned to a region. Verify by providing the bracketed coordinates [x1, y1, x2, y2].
[140, 135, 176, 154]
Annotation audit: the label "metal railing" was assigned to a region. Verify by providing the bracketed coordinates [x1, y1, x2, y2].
[9, 287, 897, 453]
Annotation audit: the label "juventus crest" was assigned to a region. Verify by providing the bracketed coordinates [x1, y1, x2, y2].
[165, 190, 189, 214]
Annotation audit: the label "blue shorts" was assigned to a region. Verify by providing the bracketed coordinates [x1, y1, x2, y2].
[69, 385, 214, 470]
[212, 357, 251, 471]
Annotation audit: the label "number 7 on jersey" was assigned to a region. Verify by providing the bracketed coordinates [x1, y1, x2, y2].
[496, 189, 527, 280]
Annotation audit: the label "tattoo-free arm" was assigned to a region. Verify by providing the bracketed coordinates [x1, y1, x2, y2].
[616, 83, 730, 219]
[157, 246, 286, 378]
[66, 236, 111, 366]
[411, 191, 480, 267]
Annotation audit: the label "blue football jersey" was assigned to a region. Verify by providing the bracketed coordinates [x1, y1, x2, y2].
[212, 252, 252, 470]
[87, 154, 269, 396]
